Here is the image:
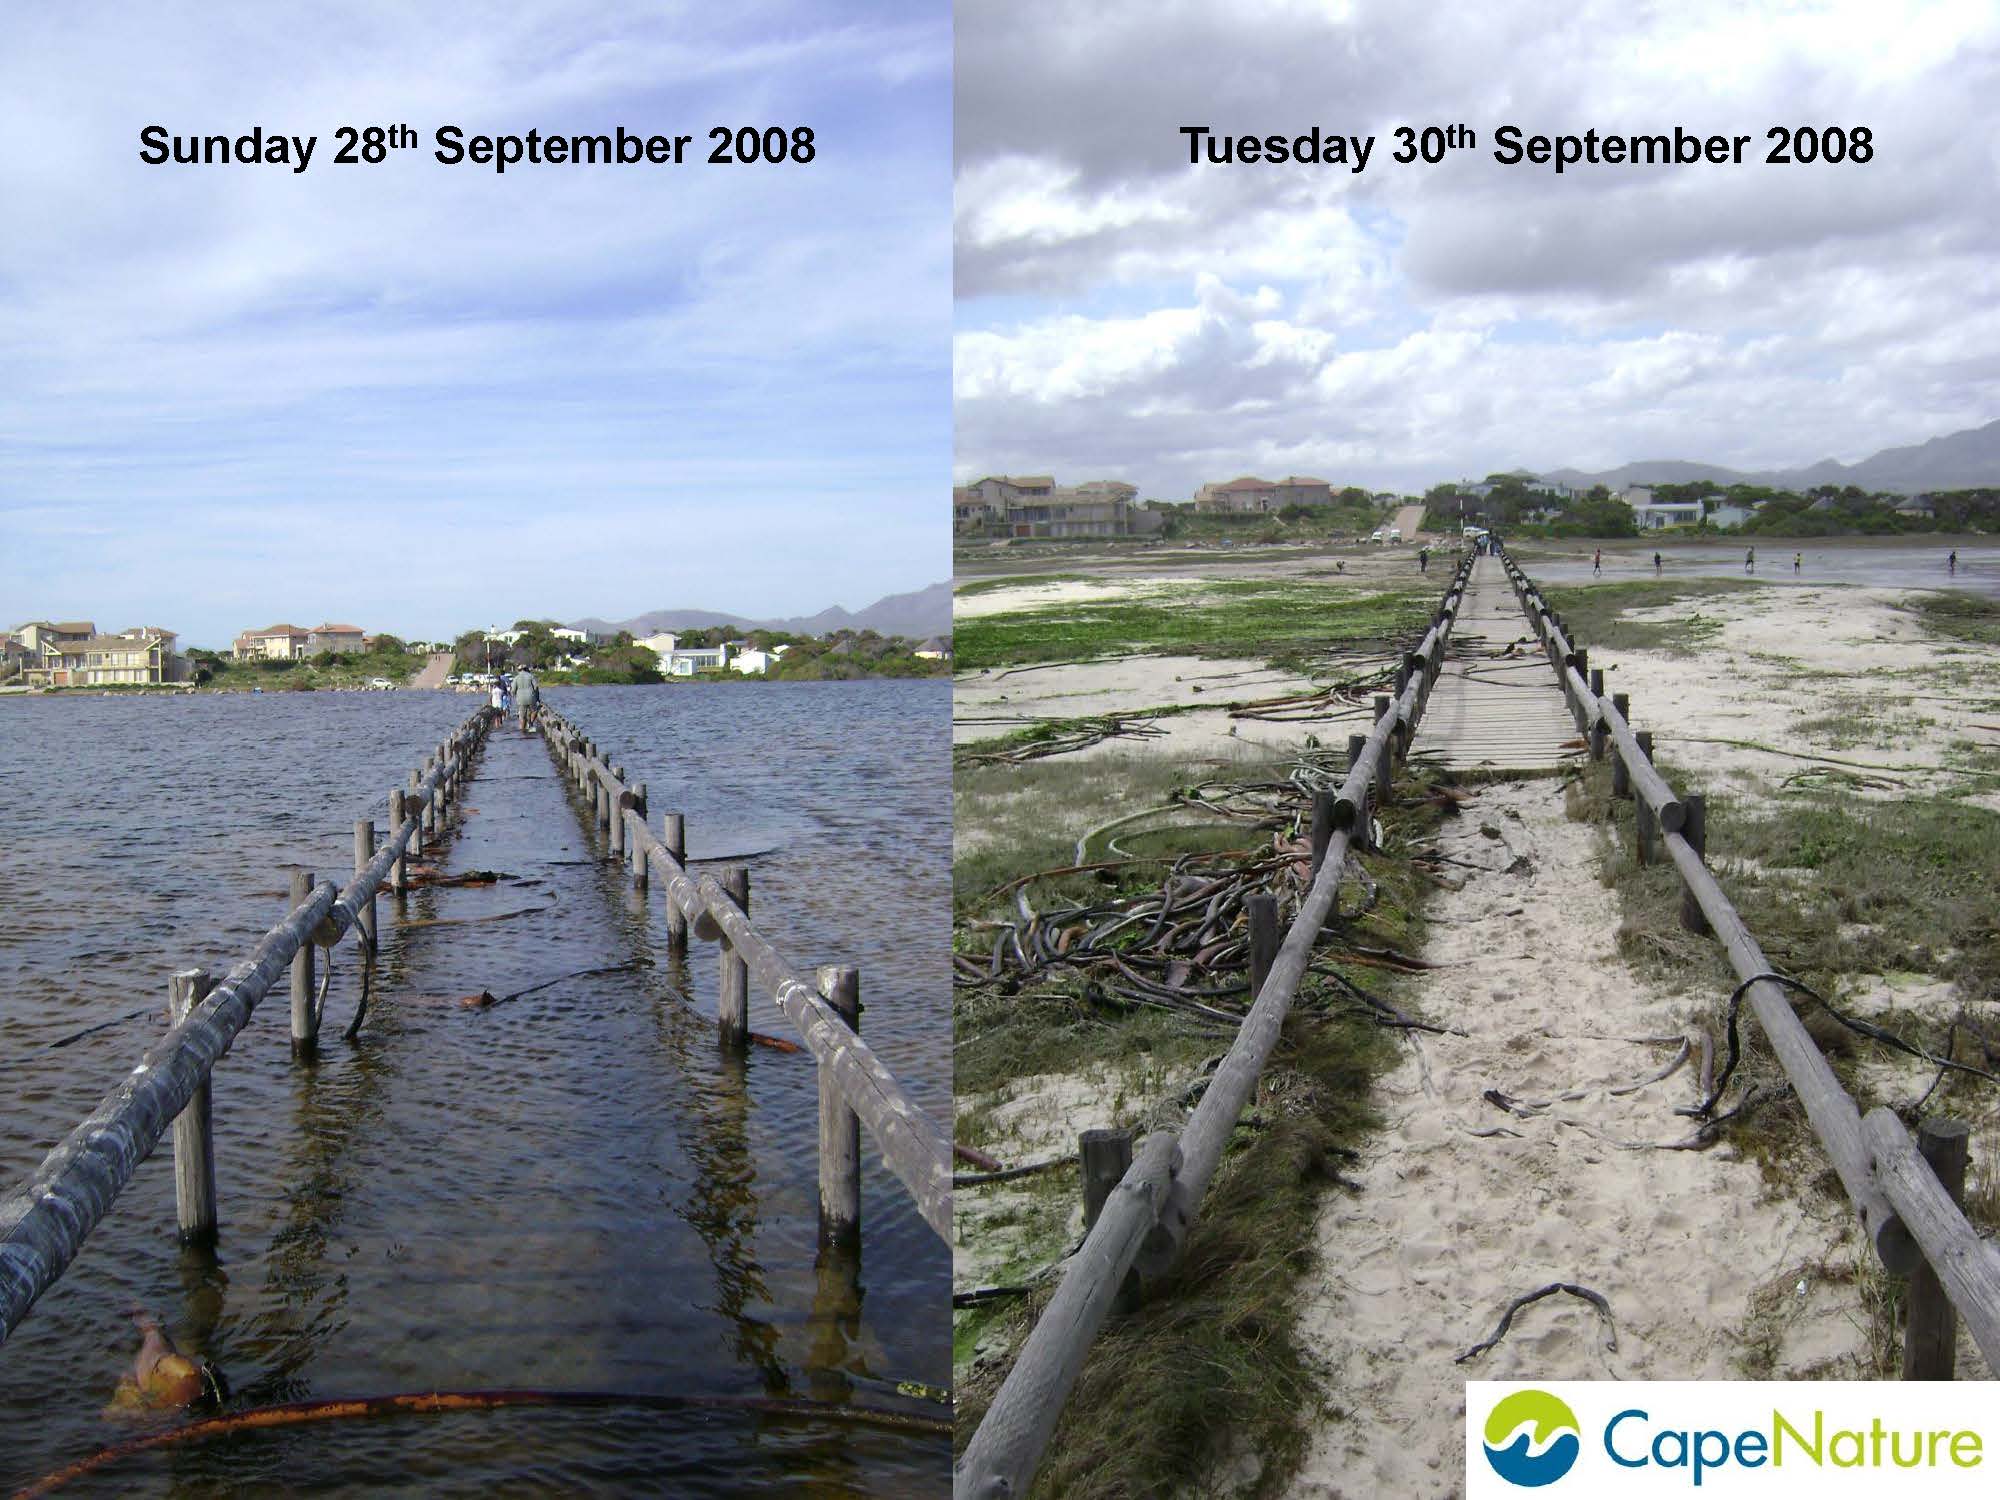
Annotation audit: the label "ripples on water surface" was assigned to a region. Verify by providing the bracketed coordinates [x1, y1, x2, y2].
[1520, 538, 2000, 595]
[0, 682, 949, 1494]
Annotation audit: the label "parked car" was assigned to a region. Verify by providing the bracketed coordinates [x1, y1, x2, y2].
[368, 677, 393, 690]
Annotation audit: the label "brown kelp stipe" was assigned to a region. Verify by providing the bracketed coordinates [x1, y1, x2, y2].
[16, 1389, 952, 1497]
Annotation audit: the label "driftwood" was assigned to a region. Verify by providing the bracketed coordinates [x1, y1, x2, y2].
[1456, 1282, 1617, 1364]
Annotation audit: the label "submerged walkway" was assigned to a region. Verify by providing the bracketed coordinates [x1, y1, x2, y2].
[1409, 556, 1577, 771]
[1, 718, 928, 1492]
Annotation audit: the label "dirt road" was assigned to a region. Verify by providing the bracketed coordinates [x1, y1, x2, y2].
[409, 651, 453, 689]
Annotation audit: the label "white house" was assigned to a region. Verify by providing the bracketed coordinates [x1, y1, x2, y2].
[1630, 500, 1704, 530]
[551, 626, 590, 644]
[730, 647, 788, 674]
[664, 644, 728, 676]
[636, 631, 679, 657]
[1707, 502, 1755, 529]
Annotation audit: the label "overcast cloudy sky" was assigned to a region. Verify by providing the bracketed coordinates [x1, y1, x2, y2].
[0, 0, 947, 647]
[954, 0, 2000, 500]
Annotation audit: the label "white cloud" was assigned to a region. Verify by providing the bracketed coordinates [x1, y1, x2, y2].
[955, 0, 2000, 495]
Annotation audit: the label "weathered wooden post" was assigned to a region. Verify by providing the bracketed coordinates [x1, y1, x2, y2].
[1678, 793, 1710, 935]
[663, 813, 688, 948]
[1347, 732, 1370, 849]
[1246, 893, 1279, 999]
[288, 869, 318, 1058]
[1610, 695, 1632, 798]
[717, 866, 750, 1048]
[167, 968, 219, 1245]
[816, 964, 862, 1245]
[1079, 1128, 1134, 1231]
[1634, 730, 1656, 865]
[390, 789, 409, 892]
[1310, 788, 1335, 878]
[1371, 697, 1392, 810]
[609, 781, 628, 859]
[354, 819, 377, 950]
[408, 769, 428, 846]
[1588, 668, 1608, 760]
[1902, 1117, 1971, 1380]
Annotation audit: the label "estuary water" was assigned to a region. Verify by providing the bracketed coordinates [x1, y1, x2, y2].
[0, 681, 949, 1494]
[1518, 537, 2000, 596]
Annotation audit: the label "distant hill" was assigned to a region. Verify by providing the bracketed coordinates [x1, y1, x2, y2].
[571, 581, 950, 640]
[1543, 418, 2000, 496]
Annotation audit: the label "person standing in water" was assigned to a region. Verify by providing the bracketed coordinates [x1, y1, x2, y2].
[1949, 549, 1959, 575]
[1794, 552, 1801, 572]
[1745, 546, 1756, 573]
[1593, 548, 1602, 575]
[1653, 551, 1662, 573]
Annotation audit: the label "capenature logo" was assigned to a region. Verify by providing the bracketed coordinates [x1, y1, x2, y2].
[1483, 1389, 1582, 1487]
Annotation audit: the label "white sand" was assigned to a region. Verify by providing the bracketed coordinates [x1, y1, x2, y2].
[1596, 586, 2000, 807]
[953, 577, 1175, 620]
[1285, 781, 1879, 1499]
[953, 653, 1344, 756]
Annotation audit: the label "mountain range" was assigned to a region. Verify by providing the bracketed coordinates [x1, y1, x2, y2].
[570, 580, 951, 641]
[1542, 418, 2000, 496]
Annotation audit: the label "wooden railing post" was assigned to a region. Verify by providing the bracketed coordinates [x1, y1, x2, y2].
[816, 964, 862, 1246]
[1588, 668, 1607, 760]
[389, 789, 408, 893]
[1247, 892, 1279, 999]
[408, 769, 427, 847]
[609, 779, 627, 860]
[167, 968, 218, 1245]
[354, 819, 377, 951]
[718, 866, 750, 1048]
[1370, 698, 1392, 812]
[1310, 788, 1335, 878]
[1079, 1127, 1134, 1230]
[663, 813, 688, 948]
[1903, 1118, 1971, 1380]
[631, 783, 649, 886]
[288, 869, 318, 1058]
[1633, 731, 1656, 865]
[1678, 793, 1711, 935]
[1610, 695, 1631, 798]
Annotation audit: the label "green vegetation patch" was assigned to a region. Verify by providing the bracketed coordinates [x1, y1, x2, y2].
[955, 747, 1450, 1494]
[1541, 577, 1764, 655]
[954, 579, 1426, 673]
[1906, 590, 2000, 647]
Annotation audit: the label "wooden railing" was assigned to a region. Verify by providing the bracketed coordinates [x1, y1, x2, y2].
[0, 708, 492, 1346]
[1498, 547, 2000, 1376]
[532, 703, 952, 1245]
[953, 551, 1477, 1500]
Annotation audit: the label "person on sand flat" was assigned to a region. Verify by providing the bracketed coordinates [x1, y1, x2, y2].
[1745, 546, 1755, 573]
[1593, 548, 1602, 575]
[1949, 549, 1958, 575]
[1653, 551, 1662, 573]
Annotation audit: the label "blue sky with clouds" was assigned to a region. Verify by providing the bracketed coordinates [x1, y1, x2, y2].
[1, 1, 948, 648]
[954, 0, 2000, 500]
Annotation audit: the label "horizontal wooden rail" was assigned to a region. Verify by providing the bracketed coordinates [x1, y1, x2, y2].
[532, 704, 953, 1244]
[1499, 546, 2000, 1372]
[0, 708, 488, 1345]
[955, 549, 1476, 1500]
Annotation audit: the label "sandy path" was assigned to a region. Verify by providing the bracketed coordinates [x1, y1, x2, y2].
[1284, 779, 1867, 1499]
[409, 651, 453, 689]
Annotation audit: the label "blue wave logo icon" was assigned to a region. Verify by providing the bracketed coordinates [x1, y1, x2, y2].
[1482, 1389, 1581, 1487]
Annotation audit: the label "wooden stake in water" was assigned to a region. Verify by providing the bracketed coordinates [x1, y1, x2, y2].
[168, 968, 219, 1245]
[718, 866, 750, 1048]
[663, 814, 688, 948]
[289, 868, 318, 1058]
[817, 964, 862, 1246]
[354, 819, 376, 951]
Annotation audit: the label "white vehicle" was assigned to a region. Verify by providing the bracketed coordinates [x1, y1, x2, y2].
[1369, 528, 1385, 543]
[1385, 527, 1402, 543]
[368, 677, 393, 690]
